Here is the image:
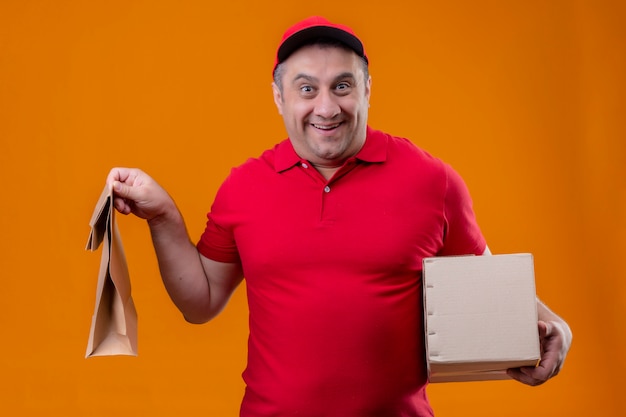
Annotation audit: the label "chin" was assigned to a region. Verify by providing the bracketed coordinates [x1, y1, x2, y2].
[316, 151, 346, 163]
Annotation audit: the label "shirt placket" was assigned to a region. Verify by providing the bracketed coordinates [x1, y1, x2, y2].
[298, 158, 359, 224]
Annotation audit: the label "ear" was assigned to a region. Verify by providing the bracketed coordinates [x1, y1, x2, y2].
[272, 82, 284, 115]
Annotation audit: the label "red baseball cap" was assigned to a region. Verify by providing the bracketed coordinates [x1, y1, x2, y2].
[274, 16, 368, 73]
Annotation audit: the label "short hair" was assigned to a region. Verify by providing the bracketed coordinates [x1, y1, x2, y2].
[273, 37, 369, 93]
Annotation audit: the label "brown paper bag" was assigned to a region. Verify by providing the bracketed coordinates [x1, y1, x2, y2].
[85, 185, 138, 357]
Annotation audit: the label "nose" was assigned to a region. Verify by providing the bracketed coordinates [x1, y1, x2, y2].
[313, 90, 340, 119]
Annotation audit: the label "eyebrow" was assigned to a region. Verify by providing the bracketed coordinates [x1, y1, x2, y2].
[292, 73, 317, 84]
[291, 72, 357, 85]
[334, 72, 357, 82]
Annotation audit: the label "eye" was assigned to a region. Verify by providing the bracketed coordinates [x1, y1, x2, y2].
[300, 85, 314, 93]
[335, 82, 352, 94]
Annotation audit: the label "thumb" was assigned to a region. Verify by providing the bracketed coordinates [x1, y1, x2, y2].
[112, 180, 139, 201]
[111, 180, 145, 216]
[538, 320, 552, 339]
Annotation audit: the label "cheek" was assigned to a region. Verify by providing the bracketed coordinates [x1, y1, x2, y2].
[355, 100, 370, 119]
[287, 102, 312, 121]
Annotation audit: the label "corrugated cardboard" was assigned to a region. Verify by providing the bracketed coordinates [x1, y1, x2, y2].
[85, 185, 137, 357]
[422, 253, 540, 382]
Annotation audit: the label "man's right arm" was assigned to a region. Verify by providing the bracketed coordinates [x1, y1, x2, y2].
[107, 167, 243, 324]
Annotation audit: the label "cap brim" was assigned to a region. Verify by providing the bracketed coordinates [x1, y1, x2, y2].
[277, 26, 366, 65]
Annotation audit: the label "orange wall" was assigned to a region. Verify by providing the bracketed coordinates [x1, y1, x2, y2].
[1, 1, 624, 416]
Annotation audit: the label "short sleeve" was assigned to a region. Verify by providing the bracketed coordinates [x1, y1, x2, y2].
[196, 175, 241, 264]
[438, 164, 487, 256]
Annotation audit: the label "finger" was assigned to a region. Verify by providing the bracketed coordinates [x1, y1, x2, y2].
[113, 196, 130, 215]
[106, 167, 130, 186]
[538, 320, 551, 339]
[519, 347, 559, 383]
[112, 179, 139, 201]
[507, 366, 545, 386]
[507, 368, 541, 386]
[111, 182, 139, 216]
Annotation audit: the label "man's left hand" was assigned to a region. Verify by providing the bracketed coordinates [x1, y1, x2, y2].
[507, 320, 570, 386]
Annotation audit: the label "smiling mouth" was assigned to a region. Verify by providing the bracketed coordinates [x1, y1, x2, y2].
[312, 122, 342, 131]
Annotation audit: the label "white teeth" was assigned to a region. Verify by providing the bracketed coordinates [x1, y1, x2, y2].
[313, 123, 340, 130]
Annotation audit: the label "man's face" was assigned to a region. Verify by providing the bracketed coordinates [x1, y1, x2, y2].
[272, 44, 371, 168]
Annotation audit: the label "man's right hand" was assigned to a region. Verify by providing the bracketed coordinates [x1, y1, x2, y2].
[106, 167, 175, 223]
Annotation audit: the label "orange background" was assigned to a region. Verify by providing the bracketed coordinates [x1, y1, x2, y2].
[1, 1, 624, 416]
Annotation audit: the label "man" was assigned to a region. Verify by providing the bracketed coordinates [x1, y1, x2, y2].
[107, 16, 572, 417]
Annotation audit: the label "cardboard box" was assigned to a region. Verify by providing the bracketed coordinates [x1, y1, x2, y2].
[422, 253, 540, 382]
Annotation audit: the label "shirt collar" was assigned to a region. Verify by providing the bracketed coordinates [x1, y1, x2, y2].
[274, 126, 388, 173]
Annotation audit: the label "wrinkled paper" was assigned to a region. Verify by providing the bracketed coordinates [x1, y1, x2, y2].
[85, 185, 137, 357]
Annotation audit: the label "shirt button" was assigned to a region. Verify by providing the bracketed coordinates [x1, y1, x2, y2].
[324, 186, 331, 193]
[302, 163, 308, 169]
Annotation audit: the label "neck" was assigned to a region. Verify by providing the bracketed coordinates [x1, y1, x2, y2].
[311, 163, 341, 181]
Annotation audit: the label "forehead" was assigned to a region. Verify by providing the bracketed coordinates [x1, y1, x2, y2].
[282, 44, 364, 80]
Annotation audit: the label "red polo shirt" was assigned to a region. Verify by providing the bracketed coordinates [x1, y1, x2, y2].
[198, 127, 486, 417]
